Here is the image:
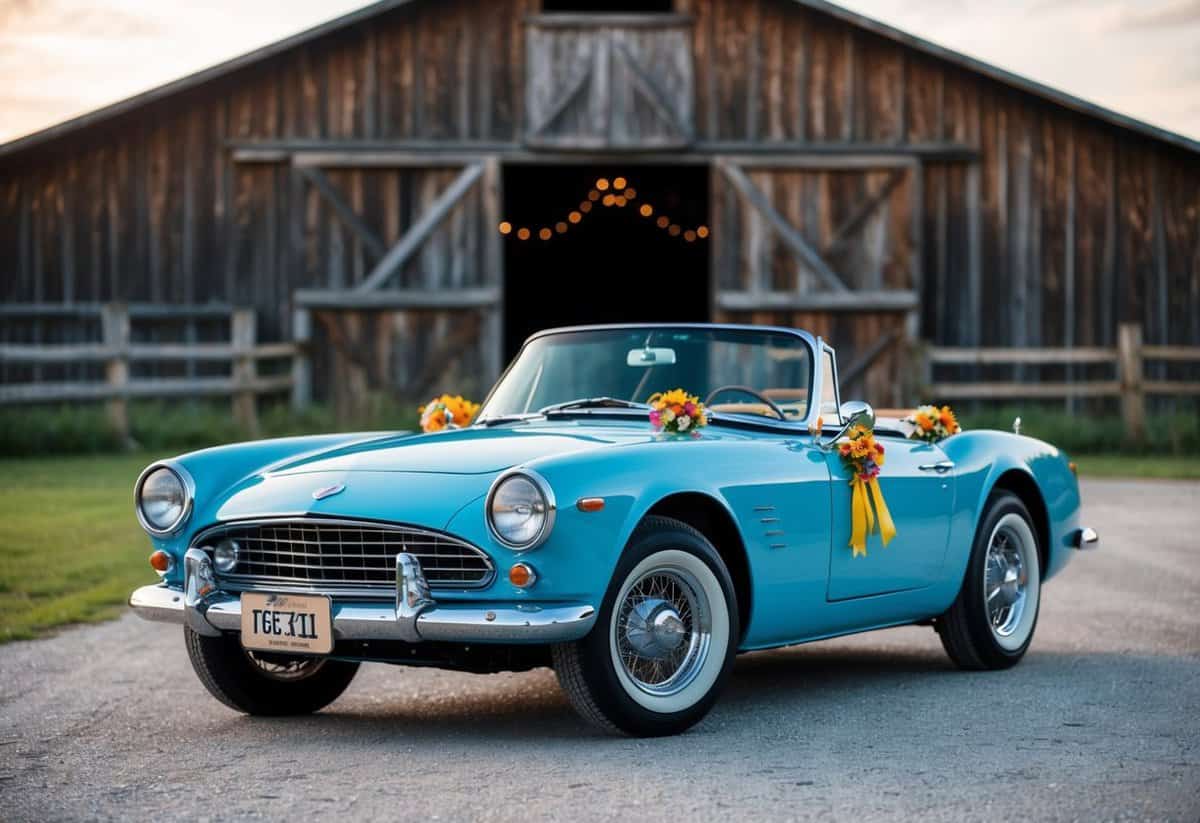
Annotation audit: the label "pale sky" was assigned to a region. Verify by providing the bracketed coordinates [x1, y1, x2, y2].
[1, 0, 1198, 146]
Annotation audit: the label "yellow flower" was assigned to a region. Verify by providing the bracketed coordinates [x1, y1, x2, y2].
[938, 405, 959, 433]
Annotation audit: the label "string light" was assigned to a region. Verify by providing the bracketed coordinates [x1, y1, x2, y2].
[499, 175, 710, 245]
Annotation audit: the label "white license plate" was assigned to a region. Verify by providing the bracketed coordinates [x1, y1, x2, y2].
[240, 592, 333, 655]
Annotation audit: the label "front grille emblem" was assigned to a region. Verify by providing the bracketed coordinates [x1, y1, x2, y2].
[312, 483, 346, 501]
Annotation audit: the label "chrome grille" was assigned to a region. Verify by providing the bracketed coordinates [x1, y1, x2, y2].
[194, 518, 494, 595]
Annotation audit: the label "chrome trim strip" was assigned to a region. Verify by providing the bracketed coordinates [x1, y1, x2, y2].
[485, 468, 557, 551]
[134, 460, 195, 537]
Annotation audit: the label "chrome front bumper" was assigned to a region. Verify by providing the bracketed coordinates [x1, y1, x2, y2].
[128, 548, 596, 645]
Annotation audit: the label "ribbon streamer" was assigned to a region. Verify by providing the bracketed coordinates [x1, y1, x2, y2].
[849, 476, 897, 557]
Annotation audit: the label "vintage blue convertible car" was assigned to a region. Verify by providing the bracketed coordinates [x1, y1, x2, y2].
[130, 323, 1097, 736]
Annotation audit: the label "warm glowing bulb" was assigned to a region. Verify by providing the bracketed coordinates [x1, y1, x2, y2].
[517, 227, 531, 240]
[669, 224, 681, 236]
[498, 221, 512, 235]
[684, 230, 697, 242]
[614, 196, 627, 207]
[656, 216, 669, 228]
[569, 211, 582, 223]
[580, 201, 593, 213]
[696, 225, 710, 238]
[624, 188, 636, 199]
[602, 193, 615, 206]
[613, 176, 627, 190]
[588, 190, 600, 202]
[555, 221, 568, 233]
[596, 178, 610, 191]
[640, 204, 653, 217]
[539, 227, 552, 240]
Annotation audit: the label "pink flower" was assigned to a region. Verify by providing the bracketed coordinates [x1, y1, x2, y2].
[649, 410, 662, 428]
[684, 402, 697, 416]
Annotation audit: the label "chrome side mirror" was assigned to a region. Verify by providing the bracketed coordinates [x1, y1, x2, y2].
[817, 400, 875, 450]
[839, 400, 875, 432]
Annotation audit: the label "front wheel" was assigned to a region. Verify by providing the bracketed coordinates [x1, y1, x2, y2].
[936, 491, 1042, 670]
[185, 627, 360, 715]
[552, 516, 738, 736]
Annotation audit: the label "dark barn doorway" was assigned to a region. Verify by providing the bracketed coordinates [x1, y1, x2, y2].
[501, 164, 710, 358]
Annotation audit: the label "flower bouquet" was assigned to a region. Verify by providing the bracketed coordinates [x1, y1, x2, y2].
[904, 404, 960, 443]
[419, 394, 480, 433]
[648, 389, 708, 434]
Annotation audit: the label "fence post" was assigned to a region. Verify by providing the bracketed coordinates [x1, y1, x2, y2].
[1118, 323, 1145, 443]
[231, 309, 259, 436]
[101, 303, 130, 445]
[291, 306, 312, 411]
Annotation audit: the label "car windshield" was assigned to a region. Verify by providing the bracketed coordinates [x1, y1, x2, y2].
[478, 327, 813, 423]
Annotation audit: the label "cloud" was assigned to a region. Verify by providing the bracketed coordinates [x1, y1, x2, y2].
[1114, 0, 1200, 30]
[0, 0, 162, 38]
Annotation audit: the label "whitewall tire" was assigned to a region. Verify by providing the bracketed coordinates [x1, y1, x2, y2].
[552, 516, 739, 736]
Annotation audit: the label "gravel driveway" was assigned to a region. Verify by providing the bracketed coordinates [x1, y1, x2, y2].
[1, 478, 1197, 821]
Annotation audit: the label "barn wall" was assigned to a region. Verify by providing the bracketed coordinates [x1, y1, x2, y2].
[683, 0, 1200, 352]
[2, 0, 1198, 366]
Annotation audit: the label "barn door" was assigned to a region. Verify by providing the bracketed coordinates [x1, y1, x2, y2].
[710, 157, 923, 406]
[524, 14, 695, 150]
[287, 156, 504, 420]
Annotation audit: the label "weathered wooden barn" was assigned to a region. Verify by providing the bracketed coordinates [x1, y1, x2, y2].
[2, 0, 1198, 416]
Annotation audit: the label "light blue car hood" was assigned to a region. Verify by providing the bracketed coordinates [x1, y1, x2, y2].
[211, 424, 656, 527]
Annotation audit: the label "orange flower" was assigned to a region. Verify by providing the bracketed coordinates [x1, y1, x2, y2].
[917, 413, 935, 432]
[939, 406, 959, 433]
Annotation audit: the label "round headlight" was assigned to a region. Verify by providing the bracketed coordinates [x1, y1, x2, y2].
[136, 465, 191, 535]
[487, 471, 555, 549]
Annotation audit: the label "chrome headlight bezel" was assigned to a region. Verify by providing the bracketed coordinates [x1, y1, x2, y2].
[134, 461, 195, 537]
[485, 469, 556, 551]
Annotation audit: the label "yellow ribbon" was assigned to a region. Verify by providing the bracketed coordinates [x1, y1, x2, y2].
[849, 476, 898, 557]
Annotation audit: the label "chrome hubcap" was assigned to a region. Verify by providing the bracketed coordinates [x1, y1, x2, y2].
[985, 525, 1028, 637]
[244, 650, 325, 681]
[615, 568, 711, 697]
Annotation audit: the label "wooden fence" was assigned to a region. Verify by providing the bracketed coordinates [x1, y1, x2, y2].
[0, 304, 300, 439]
[925, 323, 1200, 440]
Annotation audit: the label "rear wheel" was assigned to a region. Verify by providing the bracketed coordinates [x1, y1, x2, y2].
[185, 627, 359, 715]
[937, 492, 1042, 670]
[552, 516, 738, 736]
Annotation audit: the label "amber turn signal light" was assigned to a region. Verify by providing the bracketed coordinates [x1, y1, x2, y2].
[508, 562, 537, 588]
[149, 550, 171, 573]
[576, 497, 605, 512]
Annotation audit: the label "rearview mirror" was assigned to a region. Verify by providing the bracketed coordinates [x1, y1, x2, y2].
[626, 347, 677, 367]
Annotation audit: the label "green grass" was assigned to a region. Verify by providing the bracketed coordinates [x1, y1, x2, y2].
[1072, 455, 1200, 480]
[0, 452, 163, 642]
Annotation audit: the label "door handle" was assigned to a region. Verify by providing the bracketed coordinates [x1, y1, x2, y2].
[918, 461, 955, 474]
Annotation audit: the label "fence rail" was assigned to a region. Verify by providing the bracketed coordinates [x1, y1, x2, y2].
[0, 303, 299, 439]
[925, 323, 1200, 440]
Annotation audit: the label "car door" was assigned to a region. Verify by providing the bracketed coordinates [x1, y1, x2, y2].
[825, 436, 954, 600]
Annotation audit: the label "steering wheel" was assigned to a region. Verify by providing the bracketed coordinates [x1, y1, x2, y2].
[703, 385, 787, 420]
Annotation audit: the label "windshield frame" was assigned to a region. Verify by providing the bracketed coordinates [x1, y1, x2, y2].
[476, 323, 824, 432]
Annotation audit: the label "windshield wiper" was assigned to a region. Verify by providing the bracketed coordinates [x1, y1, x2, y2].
[474, 413, 541, 427]
[537, 397, 650, 415]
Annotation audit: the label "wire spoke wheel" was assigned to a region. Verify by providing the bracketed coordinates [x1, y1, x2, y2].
[242, 649, 327, 682]
[614, 565, 712, 697]
[984, 526, 1029, 638]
